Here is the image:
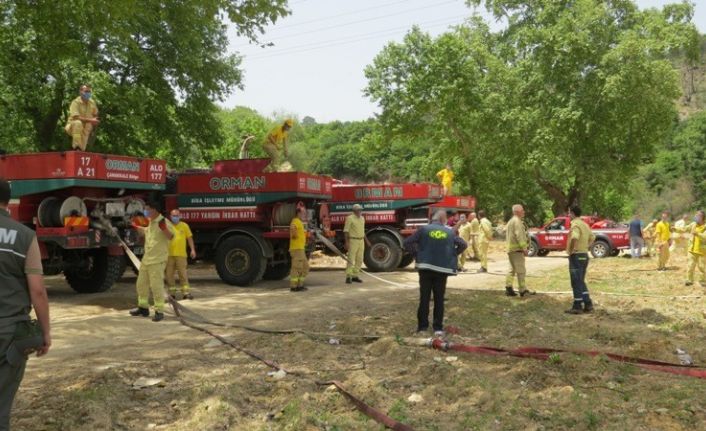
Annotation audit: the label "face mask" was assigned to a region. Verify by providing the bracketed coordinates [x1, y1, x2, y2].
[171, 216, 180, 224]
[143, 209, 151, 217]
[81, 92, 92, 100]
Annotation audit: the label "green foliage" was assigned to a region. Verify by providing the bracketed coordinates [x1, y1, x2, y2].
[207, 106, 271, 163]
[0, 0, 289, 167]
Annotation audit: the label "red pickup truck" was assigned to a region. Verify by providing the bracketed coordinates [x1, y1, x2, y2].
[528, 216, 630, 258]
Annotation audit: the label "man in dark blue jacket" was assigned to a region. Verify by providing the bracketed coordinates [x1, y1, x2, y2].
[404, 210, 467, 337]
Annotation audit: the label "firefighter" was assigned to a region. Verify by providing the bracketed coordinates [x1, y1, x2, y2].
[478, 210, 493, 273]
[263, 119, 293, 173]
[673, 213, 693, 254]
[130, 201, 175, 322]
[565, 205, 595, 314]
[655, 211, 672, 271]
[64, 84, 99, 151]
[505, 204, 534, 297]
[643, 219, 658, 257]
[435, 164, 454, 196]
[344, 204, 371, 284]
[685, 211, 706, 287]
[289, 207, 309, 292]
[0, 179, 51, 431]
[468, 211, 480, 260]
[456, 214, 470, 271]
[166, 209, 196, 300]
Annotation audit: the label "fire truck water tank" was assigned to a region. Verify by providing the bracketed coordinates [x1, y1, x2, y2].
[272, 203, 297, 226]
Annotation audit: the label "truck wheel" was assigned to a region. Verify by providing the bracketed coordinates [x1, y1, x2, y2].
[215, 236, 267, 286]
[65, 249, 123, 293]
[590, 240, 611, 258]
[610, 248, 620, 257]
[364, 233, 402, 272]
[537, 249, 550, 257]
[527, 239, 539, 257]
[398, 253, 415, 268]
[263, 261, 291, 281]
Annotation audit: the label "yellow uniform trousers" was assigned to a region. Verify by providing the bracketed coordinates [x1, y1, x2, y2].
[686, 252, 705, 284]
[346, 239, 364, 277]
[263, 142, 281, 172]
[289, 249, 309, 287]
[505, 251, 526, 290]
[166, 256, 190, 295]
[64, 119, 94, 151]
[657, 242, 670, 270]
[479, 241, 489, 270]
[137, 262, 167, 312]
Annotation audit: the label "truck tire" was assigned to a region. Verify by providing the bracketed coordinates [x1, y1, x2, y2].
[527, 239, 539, 257]
[65, 249, 123, 293]
[590, 240, 611, 259]
[398, 253, 415, 268]
[364, 233, 403, 272]
[537, 249, 550, 257]
[215, 236, 267, 286]
[263, 261, 291, 281]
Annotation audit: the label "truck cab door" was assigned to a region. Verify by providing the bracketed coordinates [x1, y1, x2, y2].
[544, 218, 568, 247]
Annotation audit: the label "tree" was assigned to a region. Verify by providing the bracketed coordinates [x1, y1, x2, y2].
[208, 106, 271, 163]
[0, 0, 289, 167]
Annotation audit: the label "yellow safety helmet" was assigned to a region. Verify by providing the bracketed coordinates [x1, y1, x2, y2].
[284, 119, 294, 127]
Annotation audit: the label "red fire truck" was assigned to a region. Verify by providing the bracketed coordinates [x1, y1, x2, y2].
[0, 151, 166, 293]
[328, 183, 476, 271]
[165, 158, 332, 286]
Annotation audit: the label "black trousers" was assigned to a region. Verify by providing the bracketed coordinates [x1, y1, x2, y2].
[417, 270, 448, 331]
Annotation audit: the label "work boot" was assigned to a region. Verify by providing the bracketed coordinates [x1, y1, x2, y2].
[129, 307, 149, 317]
[345, 277, 352, 284]
[478, 267, 487, 273]
[183, 293, 194, 300]
[685, 281, 694, 286]
[152, 312, 164, 322]
[583, 305, 594, 314]
[565, 308, 583, 315]
[505, 286, 517, 297]
[433, 330, 445, 338]
[519, 289, 536, 298]
[352, 277, 363, 283]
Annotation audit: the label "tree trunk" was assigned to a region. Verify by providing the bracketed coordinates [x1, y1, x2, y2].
[33, 82, 65, 152]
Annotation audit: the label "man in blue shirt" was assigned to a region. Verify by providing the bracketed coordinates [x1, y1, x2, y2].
[628, 214, 644, 258]
[404, 210, 467, 337]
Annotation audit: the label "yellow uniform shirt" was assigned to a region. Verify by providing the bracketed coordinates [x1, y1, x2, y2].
[169, 221, 193, 257]
[289, 217, 306, 251]
[655, 220, 671, 244]
[458, 222, 471, 242]
[344, 214, 366, 239]
[689, 224, 706, 256]
[436, 168, 454, 188]
[479, 217, 493, 243]
[568, 218, 594, 254]
[143, 215, 174, 265]
[506, 215, 528, 252]
[469, 218, 480, 236]
[69, 96, 98, 120]
[266, 125, 289, 149]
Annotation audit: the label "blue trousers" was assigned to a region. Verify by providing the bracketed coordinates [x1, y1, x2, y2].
[569, 253, 592, 309]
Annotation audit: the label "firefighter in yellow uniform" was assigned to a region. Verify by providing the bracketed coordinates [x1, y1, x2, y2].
[263, 119, 293, 173]
[456, 214, 470, 270]
[685, 211, 706, 286]
[505, 204, 534, 297]
[643, 219, 658, 257]
[130, 201, 174, 322]
[478, 210, 493, 273]
[166, 209, 196, 300]
[468, 211, 480, 260]
[655, 211, 672, 271]
[344, 204, 371, 284]
[289, 207, 309, 292]
[64, 85, 99, 151]
[436, 164, 454, 196]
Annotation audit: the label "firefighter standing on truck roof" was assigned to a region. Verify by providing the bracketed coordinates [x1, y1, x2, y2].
[263, 119, 293, 173]
[64, 84, 99, 152]
[685, 210, 706, 287]
[130, 200, 174, 322]
[505, 204, 535, 297]
[436, 164, 454, 196]
[166, 209, 196, 300]
[344, 204, 371, 284]
[655, 211, 672, 272]
[0, 179, 51, 431]
[289, 207, 309, 292]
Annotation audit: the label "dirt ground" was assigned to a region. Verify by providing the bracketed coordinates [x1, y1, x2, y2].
[11, 242, 706, 431]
